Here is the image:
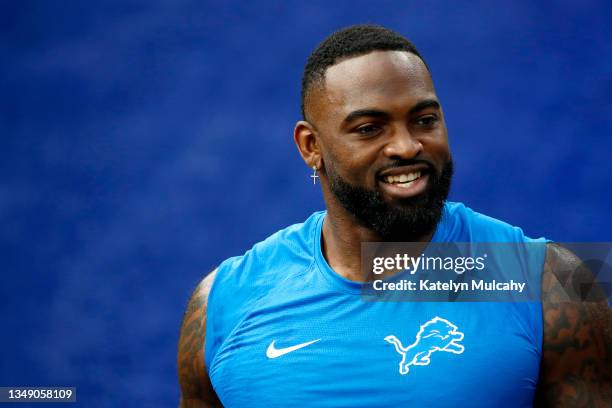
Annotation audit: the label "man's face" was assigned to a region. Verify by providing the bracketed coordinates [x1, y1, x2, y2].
[307, 51, 453, 240]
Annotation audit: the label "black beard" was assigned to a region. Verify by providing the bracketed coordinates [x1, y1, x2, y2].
[327, 159, 453, 241]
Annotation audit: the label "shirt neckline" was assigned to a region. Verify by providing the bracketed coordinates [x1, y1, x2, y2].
[312, 204, 450, 294]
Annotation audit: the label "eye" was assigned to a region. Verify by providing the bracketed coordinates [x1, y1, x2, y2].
[415, 115, 439, 127]
[354, 123, 382, 136]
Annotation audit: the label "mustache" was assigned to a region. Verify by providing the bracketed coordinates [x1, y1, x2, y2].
[375, 158, 435, 175]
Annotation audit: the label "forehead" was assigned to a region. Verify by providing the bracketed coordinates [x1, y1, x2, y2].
[310, 51, 435, 123]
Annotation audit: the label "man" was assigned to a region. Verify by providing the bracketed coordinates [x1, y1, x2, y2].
[178, 25, 611, 407]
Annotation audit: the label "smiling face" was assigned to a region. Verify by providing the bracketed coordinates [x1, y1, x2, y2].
[298, 50, 453, 240]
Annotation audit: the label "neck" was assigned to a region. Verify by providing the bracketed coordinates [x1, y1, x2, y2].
[320, 197, 435, 283]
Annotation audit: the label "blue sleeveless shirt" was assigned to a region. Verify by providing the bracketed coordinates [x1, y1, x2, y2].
[205, 202, 547, 407]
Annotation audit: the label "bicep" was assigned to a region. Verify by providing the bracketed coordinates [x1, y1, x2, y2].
[178, 269, 223, 408]
[536, 244, 612, 407]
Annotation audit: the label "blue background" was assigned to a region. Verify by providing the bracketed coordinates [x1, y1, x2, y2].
[1, 1, 610, 406]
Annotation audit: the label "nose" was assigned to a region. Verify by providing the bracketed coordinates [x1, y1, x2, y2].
[382, 126, 423, 159]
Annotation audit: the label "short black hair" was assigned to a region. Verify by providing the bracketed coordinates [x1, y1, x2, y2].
[301, 24, 428, 120]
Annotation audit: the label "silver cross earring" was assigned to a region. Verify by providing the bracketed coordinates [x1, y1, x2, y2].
[310, 165, 319, 185]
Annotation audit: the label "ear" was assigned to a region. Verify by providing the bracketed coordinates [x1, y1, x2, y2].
[293, 120, 322, 169]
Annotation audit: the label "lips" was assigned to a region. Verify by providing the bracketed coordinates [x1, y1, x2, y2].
[382, 170, 422, 188]
[377, 164, 431, 198]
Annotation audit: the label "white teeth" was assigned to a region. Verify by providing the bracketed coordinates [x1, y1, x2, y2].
[384, 171, 421, 184]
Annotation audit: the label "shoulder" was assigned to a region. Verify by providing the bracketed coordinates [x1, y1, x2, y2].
[212, 211, 324, 288]
[442, 201, 544, 242]
[203, 212, 324, 372]
[541, 242, 608, 303]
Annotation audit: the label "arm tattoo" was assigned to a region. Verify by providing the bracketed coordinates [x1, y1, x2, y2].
[177, 270, 222, 407]
[536, 244, 612, 407]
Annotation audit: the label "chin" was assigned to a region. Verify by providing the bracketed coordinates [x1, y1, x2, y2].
[329, 159, 454, 240]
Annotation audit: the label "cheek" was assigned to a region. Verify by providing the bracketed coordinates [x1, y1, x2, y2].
[424, 130, 451, 162]
[323, 146, 376, 183]
[432, 140, 451, 161]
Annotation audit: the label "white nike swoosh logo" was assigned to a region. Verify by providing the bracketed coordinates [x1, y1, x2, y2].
[266, 339, 321, 359]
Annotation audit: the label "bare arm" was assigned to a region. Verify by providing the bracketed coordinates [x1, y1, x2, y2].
[178, 269, 223, 408]
[536, 243, 612, 407]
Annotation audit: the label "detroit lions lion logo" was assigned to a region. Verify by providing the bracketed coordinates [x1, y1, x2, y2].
[385, 316, 465, 375]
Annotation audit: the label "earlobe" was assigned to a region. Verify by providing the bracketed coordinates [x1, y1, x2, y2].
[294, 120, 322, 169]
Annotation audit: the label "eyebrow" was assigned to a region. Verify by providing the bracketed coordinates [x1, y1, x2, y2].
[343, 109, 391, 124]
[342, 99, 441, 125]
[409, 99, 440, 114]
